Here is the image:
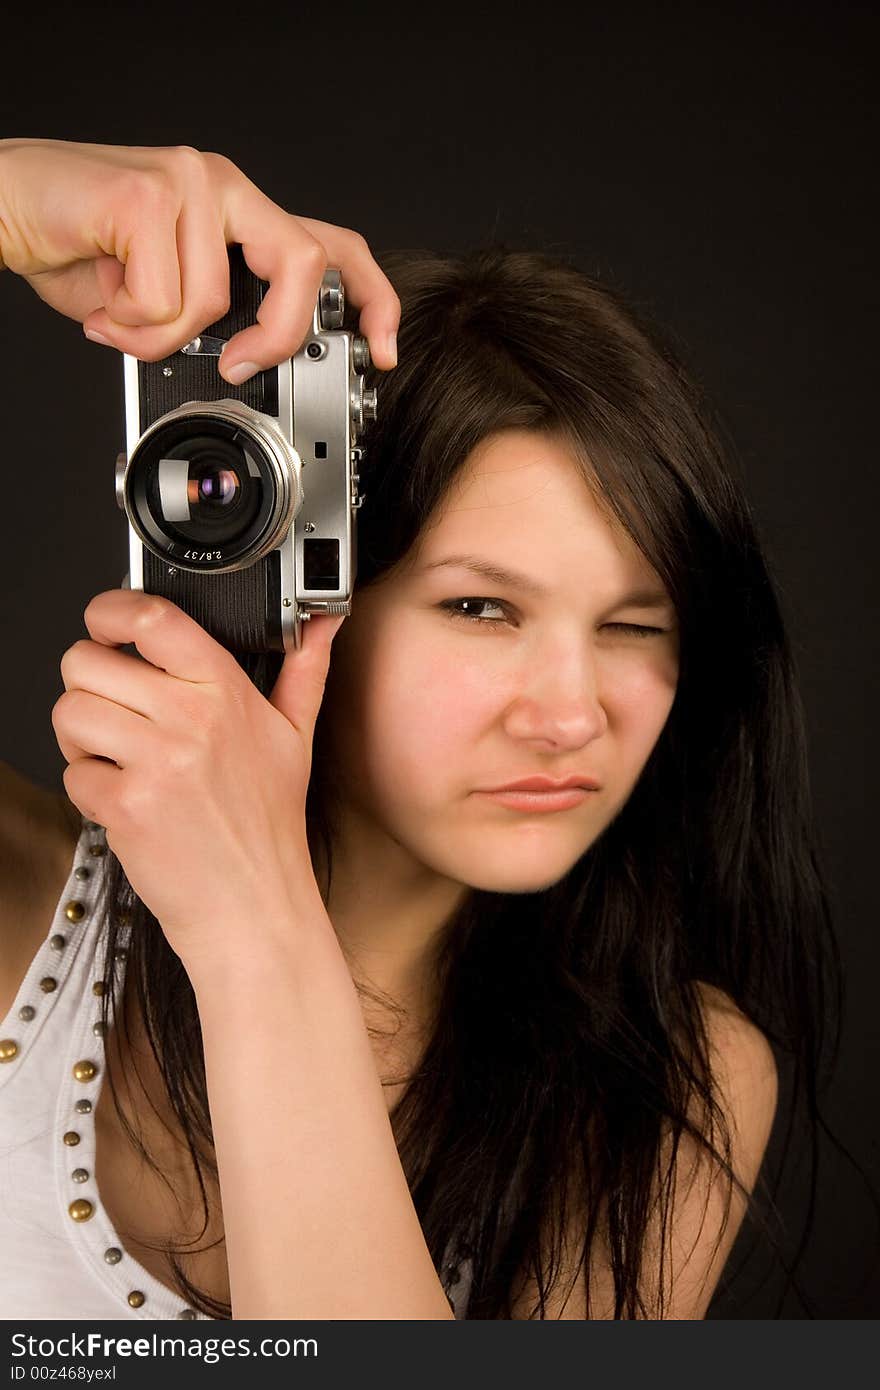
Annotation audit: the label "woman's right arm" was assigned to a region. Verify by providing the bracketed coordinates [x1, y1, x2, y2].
[0, 136, 399, 379]
[0, 136, 400, 1009]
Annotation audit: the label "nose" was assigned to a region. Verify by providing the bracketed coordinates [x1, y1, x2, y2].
[501, 642, 608, 752]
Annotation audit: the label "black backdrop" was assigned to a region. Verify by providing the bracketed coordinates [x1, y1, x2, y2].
[0, 1, 877, 1317]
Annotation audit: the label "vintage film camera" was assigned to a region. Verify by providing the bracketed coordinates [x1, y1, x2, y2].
[114, 245, 376, 653]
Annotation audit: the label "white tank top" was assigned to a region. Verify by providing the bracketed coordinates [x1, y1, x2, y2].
[0, 813, 474, 1320]
[0, 815, 205, 1320]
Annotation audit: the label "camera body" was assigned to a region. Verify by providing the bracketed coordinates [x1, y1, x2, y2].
[114, 245, 376, 653]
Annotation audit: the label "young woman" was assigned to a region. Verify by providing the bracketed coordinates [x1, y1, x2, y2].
[0, 138, 841, 1320]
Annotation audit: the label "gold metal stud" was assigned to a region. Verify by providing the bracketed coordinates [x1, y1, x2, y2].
[127, 1290, 146, 1308]
[63, 1131, 81, 1146]
[72, 1168, 89, 1183]
[64, 901, 86, 923]
[74, 866, 91, 881]
[73, 1060, 98, 1083]
[18, 1006, 36, 1022]
[0, 1039, 19, 1063]
[40, 977, 58, 993]
[68, 1199, 94, 1222]
[92, 981, 105, 997]
[50, 934, 67, 950]
[88, 844, 106, 858]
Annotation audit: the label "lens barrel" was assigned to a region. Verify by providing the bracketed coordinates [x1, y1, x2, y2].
[122, 402, 303, 572]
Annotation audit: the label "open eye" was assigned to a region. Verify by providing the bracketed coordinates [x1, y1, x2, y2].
[440, 597, 511, 625]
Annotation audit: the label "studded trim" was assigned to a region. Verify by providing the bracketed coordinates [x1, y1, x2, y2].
[0, 812, 202, 1320]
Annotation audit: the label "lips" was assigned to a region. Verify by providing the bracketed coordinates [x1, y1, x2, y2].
[483, 774, 601, 793]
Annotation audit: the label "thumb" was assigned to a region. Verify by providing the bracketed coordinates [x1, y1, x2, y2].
[266, 613, 346, 740]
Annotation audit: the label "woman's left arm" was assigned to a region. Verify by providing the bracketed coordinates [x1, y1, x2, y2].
[190, 902, 454, 1320]
[52, 588, 454, 1320]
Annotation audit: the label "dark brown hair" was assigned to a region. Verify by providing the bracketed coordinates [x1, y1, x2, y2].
[95, 244, 855, 1317]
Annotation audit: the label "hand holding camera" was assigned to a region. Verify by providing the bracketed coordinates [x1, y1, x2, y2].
[0, 137, 398, 652]
[0, 135, 400, 954]
[0, 136, 399, 374]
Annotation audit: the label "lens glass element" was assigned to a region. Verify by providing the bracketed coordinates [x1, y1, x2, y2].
[126, 416, 280, 567]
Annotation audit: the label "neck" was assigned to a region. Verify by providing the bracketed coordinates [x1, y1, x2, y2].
[312, 804, 468, 1029]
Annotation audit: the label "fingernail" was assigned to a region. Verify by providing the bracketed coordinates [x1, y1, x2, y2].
[386, 332, 397, 367]
[85, 329, 113, 347]
[223, 360, 260, 385]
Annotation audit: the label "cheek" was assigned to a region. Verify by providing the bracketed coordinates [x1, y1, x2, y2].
[608, 657, 678, 764]
[358, 634, 501, 795]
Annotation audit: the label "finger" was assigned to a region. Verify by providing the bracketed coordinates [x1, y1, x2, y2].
[84, 191, 230, 358]
[295, 217, 401, 370]
[267, 613, 345, 740]
[88, 172, 184, 328]
[62, 755, 123, 828]
[52, 687, 154, 769]
[90, 223, 181, 328]
[60, 638, 168, 721]
[217, 213, 328, 381]
[82, 590, 237, 685]
[25, 258, 108, 324]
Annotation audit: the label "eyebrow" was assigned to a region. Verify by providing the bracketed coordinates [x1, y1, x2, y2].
[419, 554, 673, 609]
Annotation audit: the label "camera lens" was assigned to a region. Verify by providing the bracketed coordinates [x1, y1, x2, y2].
[191, 465, 239, 507]
[126, 414, 284, 568]
[156, 434, 263, 546]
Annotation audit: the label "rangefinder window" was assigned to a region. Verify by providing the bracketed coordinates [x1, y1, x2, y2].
[303, 538, 340, 590]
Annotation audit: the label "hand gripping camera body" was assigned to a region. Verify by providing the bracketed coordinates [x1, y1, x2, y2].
[114, 246, 376, 654]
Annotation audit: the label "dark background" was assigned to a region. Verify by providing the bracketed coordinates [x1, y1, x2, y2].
[1, 1, 877, 1317]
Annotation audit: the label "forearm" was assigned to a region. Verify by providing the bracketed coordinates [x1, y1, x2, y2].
[188, 902, 454, 1320]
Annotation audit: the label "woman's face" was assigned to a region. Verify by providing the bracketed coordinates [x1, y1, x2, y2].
[318, 429, 680, 894]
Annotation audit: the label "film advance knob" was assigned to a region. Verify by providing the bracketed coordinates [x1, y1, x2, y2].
[351, 336, 371, 374]
[319, 270, 345, 330]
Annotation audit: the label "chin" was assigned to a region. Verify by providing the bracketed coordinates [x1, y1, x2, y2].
[451, 844, 588, 896]
[468, 868, 576, 895]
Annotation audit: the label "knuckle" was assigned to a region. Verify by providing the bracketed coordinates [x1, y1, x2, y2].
[127, 341, 178, 363]
[201, 283, 232, 323]
[124, 167, 177, 215]
[52, 687, 82, 727]
[201, 150, 238, 179]
[63, 638, 90, 666]
[61, 762, 81, 797]
[165, 738, 200, 779]
[344, 228, 372, 259]
[299, 233, 329, 276]
[58, 648, 73, 682]
[134, 595, 174, 632]
[114, 778, 146, 826]
[169, 144, 209, 180]
[51, 687, 68, 717]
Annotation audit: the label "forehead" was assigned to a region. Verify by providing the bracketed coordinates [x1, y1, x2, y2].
[413, 429, 656, 583]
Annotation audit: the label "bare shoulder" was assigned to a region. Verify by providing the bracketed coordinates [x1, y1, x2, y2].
[632, 981, 779, 1318]
[692, 979, 779, 1130]
[509, 979, 779, 1319]
[0, 759, 82, 1018]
